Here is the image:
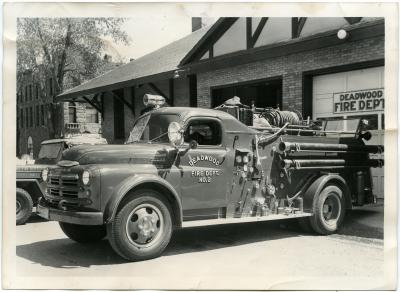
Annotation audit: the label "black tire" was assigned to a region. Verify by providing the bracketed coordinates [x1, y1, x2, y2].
[59, 222, 106, 243]
[308, 184, 346, 235]
[16, 188, 33, 225]
[107, 189, 173, 261]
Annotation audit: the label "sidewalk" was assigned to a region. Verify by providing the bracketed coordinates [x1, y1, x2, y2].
[338, 203, 384, 239]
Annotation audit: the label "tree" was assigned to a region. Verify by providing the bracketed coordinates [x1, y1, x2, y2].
[17, 18, 129, 137]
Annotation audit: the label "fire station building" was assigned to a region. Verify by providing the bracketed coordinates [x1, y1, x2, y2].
[58, 17, 384, 198]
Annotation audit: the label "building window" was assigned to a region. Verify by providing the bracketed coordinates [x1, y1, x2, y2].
[20, 109, 24, 128]
[68, 102, 77, 123]
[25, 108, 28, 128]
[29, 84, 32, 100]
[29, 107, 33, 127]
[41, 105, 45, 126]
[36, 105, 40, 126]
[85, 104, 99, 123]
[25, 86, 28, 102]
[36, 84, 39, 99]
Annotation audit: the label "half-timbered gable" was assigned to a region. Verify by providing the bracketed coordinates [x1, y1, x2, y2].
[181, 17, 376, 64]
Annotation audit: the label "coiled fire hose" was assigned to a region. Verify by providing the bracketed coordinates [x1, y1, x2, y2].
[261, 108, 302, 127]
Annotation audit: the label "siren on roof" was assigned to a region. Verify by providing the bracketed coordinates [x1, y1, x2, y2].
[143, 94, 165, 108]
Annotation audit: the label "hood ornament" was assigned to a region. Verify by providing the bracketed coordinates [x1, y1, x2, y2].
[57, 160, 79, 167]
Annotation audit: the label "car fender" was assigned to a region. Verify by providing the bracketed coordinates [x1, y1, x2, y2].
[104, 174, 182, 225]
[16, 179, 45, 203]
[302, 173, 352, 213]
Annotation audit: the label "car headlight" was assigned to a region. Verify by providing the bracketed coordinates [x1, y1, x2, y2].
[41, 168, 48, 182]
[82, 170, 90, 185]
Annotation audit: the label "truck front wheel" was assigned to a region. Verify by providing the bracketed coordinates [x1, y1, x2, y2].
[16, 188, 33, 225]
[59, 222, 106, 243]
[308, 184, 346, 235]
[107, 190, 173, 261]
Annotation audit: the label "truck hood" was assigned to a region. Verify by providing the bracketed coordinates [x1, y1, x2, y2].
[61, 143, 176, 166]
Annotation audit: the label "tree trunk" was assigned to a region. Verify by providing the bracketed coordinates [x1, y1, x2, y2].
[57, 23, 72, 91]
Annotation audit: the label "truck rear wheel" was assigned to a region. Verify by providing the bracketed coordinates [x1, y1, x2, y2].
[308, 184, 346, 235]
[59, 222, 106, 243]
[16, 188, 33, 225]
[107, 190, 173, 261]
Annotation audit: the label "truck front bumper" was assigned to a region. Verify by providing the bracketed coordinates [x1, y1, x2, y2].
[37, 201, 104, 225]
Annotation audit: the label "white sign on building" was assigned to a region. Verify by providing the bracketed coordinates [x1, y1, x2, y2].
[333, 88, 384, 114]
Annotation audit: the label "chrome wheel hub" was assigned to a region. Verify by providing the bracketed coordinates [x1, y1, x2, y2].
[126, 204, 163, 247]
[322, 193, 341, 224]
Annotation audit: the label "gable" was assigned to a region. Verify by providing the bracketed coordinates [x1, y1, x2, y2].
[214, 18, 246, 57]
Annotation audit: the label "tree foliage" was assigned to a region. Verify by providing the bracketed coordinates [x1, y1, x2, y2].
[17, 18, 129, 136]
[18, 17, 129, 91]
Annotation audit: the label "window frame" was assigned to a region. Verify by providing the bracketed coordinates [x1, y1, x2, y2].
[85, 104, 99, 123]
[25, 108, 29, 128]
[182, 117, 225, 148]
[29, 106, 33, 127]
[68, 102, 77, 123]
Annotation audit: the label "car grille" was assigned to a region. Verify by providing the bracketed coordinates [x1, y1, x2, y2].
[47, 174, 80, 201]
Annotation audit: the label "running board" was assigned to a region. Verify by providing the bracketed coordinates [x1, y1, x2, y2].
[182, 212, 312, 228]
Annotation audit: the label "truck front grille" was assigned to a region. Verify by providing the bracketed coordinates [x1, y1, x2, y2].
[47, 174, 79, 200]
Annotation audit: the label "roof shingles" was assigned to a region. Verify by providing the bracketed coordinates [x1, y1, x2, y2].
[58, 25, 212, 100]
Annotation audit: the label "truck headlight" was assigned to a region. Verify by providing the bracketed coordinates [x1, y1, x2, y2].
[82, 170, 90, 185]
[41, 168, 48, 182]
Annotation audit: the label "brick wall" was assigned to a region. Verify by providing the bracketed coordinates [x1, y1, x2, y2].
[17, 69, 103, 157]
[196, 35, 384, 112]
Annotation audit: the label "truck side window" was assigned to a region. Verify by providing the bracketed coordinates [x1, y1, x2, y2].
[184, 120, 222, 146]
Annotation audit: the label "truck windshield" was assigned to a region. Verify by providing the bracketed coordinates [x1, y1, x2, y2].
[126, 113, 180, 143]
[323, 117, 362, 133]
[36, 142, 64, 164]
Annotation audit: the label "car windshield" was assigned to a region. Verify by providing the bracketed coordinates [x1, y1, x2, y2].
[126, 113, 180, 143]
[36, 142, 64, 164]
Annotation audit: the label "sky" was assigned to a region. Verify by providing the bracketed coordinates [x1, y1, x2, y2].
[103, 17, 216, 63]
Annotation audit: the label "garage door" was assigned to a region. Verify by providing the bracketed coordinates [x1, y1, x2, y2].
[312, 66, 384, 199]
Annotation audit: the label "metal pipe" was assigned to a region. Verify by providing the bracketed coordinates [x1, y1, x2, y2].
[280, 159, 384, 170]
[279, 141, 384, 154]
[252, 126, 358, 136]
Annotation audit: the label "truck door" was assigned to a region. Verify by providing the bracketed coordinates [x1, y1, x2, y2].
[178, 117, 229, 219]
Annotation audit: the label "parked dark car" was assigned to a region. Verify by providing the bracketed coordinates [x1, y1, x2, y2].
[16, 134, 107, 225]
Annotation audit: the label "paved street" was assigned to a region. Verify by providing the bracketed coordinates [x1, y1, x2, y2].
[15, 206, 385, 290]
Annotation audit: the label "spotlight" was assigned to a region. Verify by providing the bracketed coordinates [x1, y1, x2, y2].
[337, 29, 349, 40]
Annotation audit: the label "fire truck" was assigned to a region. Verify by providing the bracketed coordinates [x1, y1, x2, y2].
[37, 95, 384, 261]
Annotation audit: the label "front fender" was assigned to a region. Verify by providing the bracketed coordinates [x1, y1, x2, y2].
[16, 179, 45, 203]
[103, 174, 182, 225]
[303, 173, 352, 212]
